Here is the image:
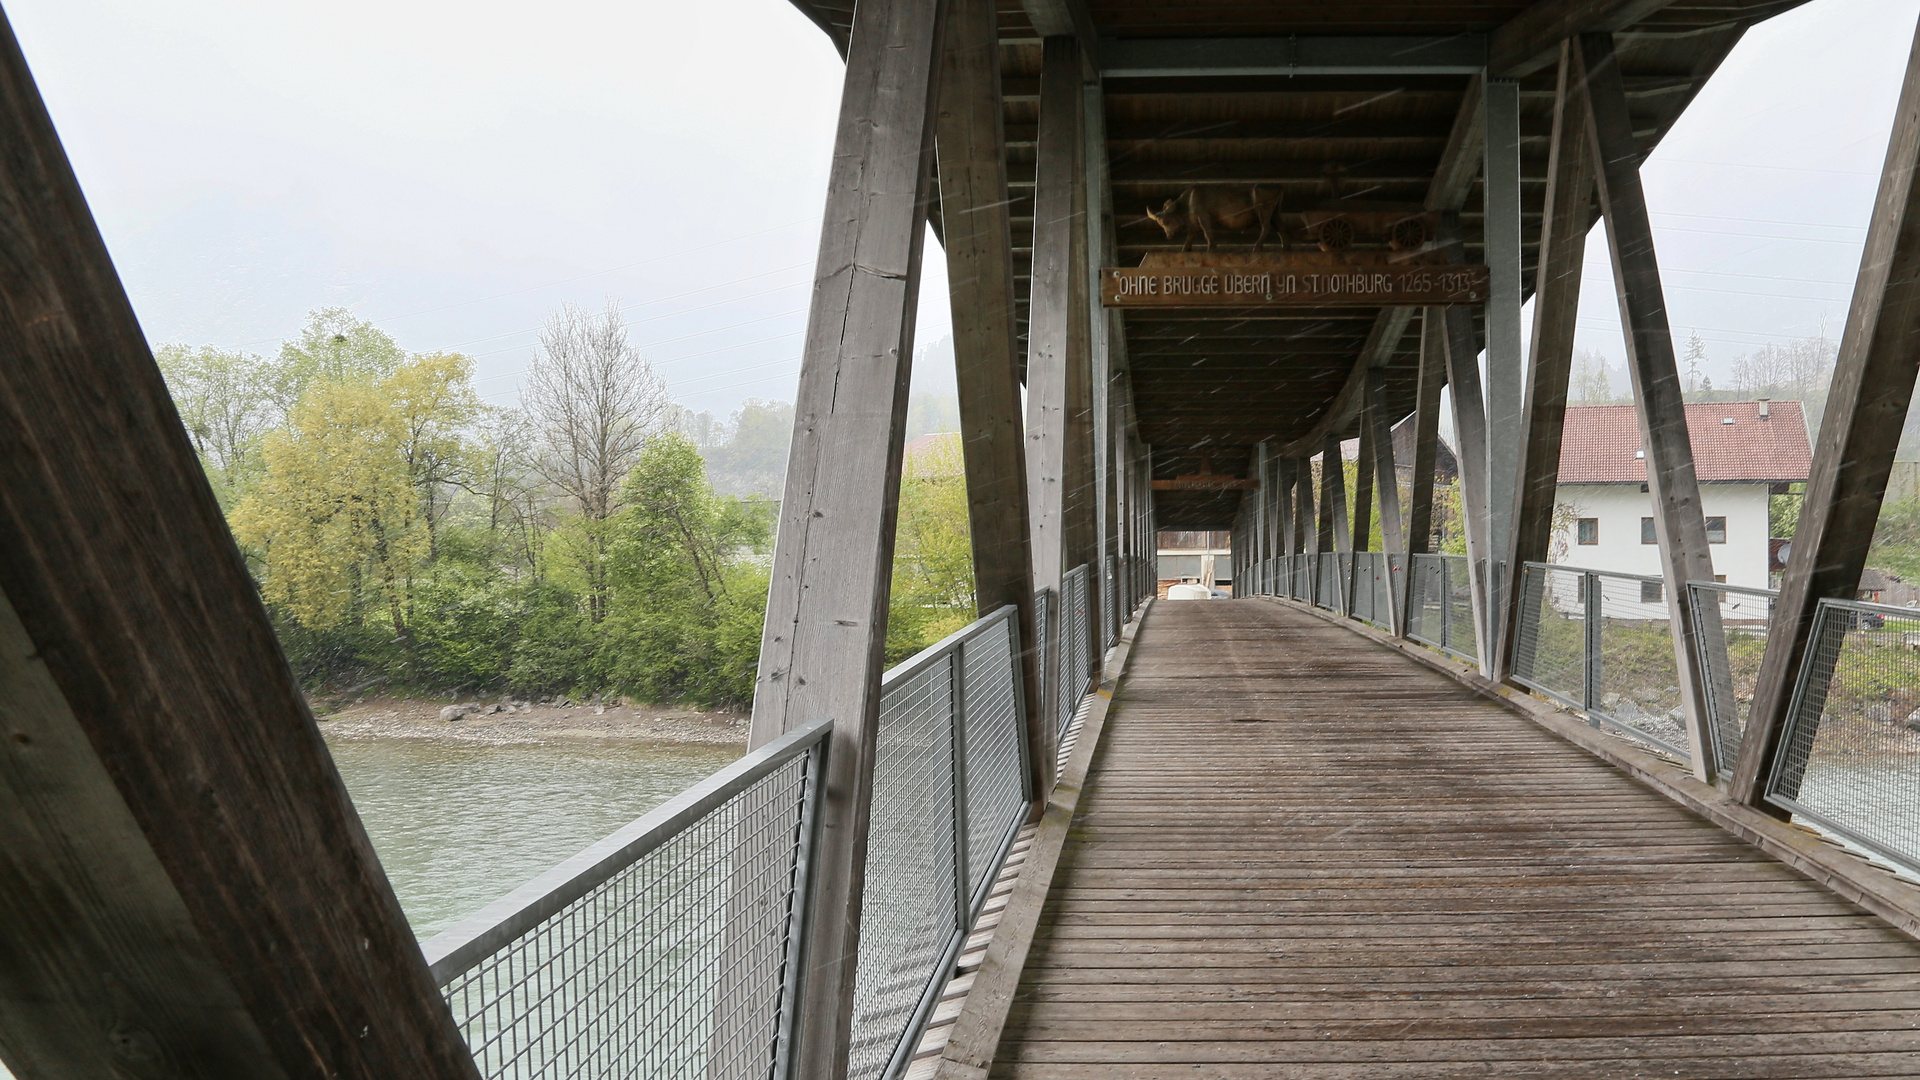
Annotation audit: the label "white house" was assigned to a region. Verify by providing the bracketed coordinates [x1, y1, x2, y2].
[1550, 401, 1811, 592]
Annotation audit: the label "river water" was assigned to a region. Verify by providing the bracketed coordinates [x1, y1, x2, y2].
[326, 737, 743, 940]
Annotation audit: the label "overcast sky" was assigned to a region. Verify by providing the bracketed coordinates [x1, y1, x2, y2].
[6, 0, 1918, 418]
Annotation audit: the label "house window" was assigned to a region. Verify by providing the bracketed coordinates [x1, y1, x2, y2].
[1577, 518, 1599, 545]
[1641, 517, 1657, 544]
[1641, 580, 1664, 604]
[1706, 516, 1727, 543]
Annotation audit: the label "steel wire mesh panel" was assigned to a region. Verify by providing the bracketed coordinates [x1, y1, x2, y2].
[1058, 566, 1091, 742]
[850, 658, 958, 1080]
[437, 754, 814, 1080]
[961, 615, 1026, 904]
[1314, 552, 1338, 610]
[1408, 554, 1445, 649]
[1102, 558, 1117, 645]
[1688, 581, 1776, 770]
[1770, 599, 1920, 868]
[1511, 564, 1587, 710]
[1444, 556, 1477, 662]
[1593, 573, 1688, 761]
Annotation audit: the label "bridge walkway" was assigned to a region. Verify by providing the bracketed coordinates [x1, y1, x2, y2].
[992, 599, 1920, 1078]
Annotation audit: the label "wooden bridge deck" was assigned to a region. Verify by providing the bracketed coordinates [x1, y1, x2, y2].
[993, 600, 1920, 1078]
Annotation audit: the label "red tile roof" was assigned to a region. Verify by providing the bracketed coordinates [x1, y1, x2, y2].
[1556, 401, 1811, 484]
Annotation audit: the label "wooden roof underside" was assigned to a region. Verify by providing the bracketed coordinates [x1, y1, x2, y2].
[785, 0, 1807, 528]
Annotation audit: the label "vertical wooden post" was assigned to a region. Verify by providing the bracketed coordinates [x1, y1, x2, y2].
[1494, 42, 1593, 684]
[1295, 457, 1317, 555]
[1407, 311, 1446, 560]
[0, 11, 483, 1078]
[1436, 261, 1496, 671]
[1367, 369, 1409, 634]
[1577, 31, 1719, 782]
[1026, 33, 1081, 732]
[748, 0, 948, 1074]
[1351, 422, 1375, 607]
[1083, 73, 1116, 647]
[1732, 18, 1920, 807]
[935, 0, 1044, 804]
[1482, 78, 1526, 644]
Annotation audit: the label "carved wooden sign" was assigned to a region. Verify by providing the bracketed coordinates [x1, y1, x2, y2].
[1100, 253, 1488, 309]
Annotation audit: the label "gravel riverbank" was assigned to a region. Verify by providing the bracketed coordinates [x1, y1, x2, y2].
[314, 695, 749, 747]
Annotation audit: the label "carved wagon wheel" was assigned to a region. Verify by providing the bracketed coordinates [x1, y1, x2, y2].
[1316, 217, 1355, 252]
[1390, 216, 1430, 252]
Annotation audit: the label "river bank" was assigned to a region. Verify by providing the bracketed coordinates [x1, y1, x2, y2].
[314, 694, 749, 748]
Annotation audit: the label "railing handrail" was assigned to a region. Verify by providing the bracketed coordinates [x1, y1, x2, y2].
[881, 603, 1019, 688]
[1806, 594, 1920, 621]
[1686, 579, 1779, 600]
[1520, 558, 1664, 585]
[422, 716, 834, 986]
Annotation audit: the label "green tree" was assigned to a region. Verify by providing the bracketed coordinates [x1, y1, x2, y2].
[606, 434, 774, 705]
[888, 434, 975, 661]
[271, 308, 408, 416]
[153, 343, 276, 507]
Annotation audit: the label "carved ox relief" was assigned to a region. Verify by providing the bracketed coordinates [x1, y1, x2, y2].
[1144, 186, 1282, 253]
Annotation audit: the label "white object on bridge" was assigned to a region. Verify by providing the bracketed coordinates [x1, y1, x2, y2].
[1167, 583, 1213, 600]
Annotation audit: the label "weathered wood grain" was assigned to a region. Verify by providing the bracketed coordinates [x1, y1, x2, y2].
[747, 0, 949, 1073]
[990, 600, 1920, 1078]
[1733, 17, 1920, 807]
[0, 10, 481, 1077]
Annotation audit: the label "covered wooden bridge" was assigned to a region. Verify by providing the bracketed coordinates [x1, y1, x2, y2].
[6, 0, 1920, 1077]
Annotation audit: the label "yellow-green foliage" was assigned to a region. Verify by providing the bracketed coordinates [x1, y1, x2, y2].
[888, 434, 976, 662]
[234, 375, 425, 635]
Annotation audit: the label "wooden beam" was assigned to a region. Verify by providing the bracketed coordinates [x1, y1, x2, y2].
[1494, 42, 1594, 684]
[1321, 437, 1350, 558]
[1100, 35, 1488, 77]
[1490, 0, 1677, 79]
[0, 12, 480, 1078]
[1367, 369, 1410, 635]
[748, 0, 948, 1073]
[1294, 457, 1317, 555]
[1576, 31, 1720, 783]
[1426, 75, 1486, 214]
[1026, 33, 1081, 729]
[1406, 312, 1446, 561]
[1732, 18, 1920, 808]
[1436, 229, 1496, 671]
[937, 0, 1046, 807]
[1482, 78, 1525, 651]
[1019, 0, 1099, 72]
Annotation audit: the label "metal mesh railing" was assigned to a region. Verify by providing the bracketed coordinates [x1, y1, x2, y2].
[1407, 553, 1476, 664]
[425, 719, 830, 1080]
[1768, 597, 1920, 871]
[1314, 551, 1340, 610]
[1349, 552, 1394, 630]
[427, 604, 1036, 1080]
[1509, 561, 1689, 764]
[1687, 580, 1777, 771]
[1057, 564, 1093, 744]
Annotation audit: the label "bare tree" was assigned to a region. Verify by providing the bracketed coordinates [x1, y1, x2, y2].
[523, 300, 668, 619]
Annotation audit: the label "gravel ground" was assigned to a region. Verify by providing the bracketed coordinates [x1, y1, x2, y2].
[314, 695, 749, 747]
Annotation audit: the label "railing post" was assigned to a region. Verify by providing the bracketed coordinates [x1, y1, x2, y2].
[948, 647, 972, 929]
[1583, 571, 1603, 726]
[775, 730, 833, 1080]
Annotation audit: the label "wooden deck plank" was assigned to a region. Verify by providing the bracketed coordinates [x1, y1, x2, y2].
[993, 601, 1920, 1079]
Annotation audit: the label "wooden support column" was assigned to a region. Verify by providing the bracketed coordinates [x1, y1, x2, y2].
[1026, 33, 1082, 725]
[1577, 31, 1720, 782]
[1732, 20, 1920, 807]
[936, 0, 1045, 804]
[1494, 42, 1594, 683]
[1277, 458, 1297, 559]
[1436, 257, 1496, 671]
[0, 12, 481, 1078]
[1402, 312, 1446, 633]
[1350, 422, 1376, 605]
[1367, 369, 1410, 634]
[1084, 73, 1116, 646]
[1407, 313, 1446, 558]
[1482, 77, 1526, 646]
[749, 0, 948, 1073]
[1295, 457, 1317, 555]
